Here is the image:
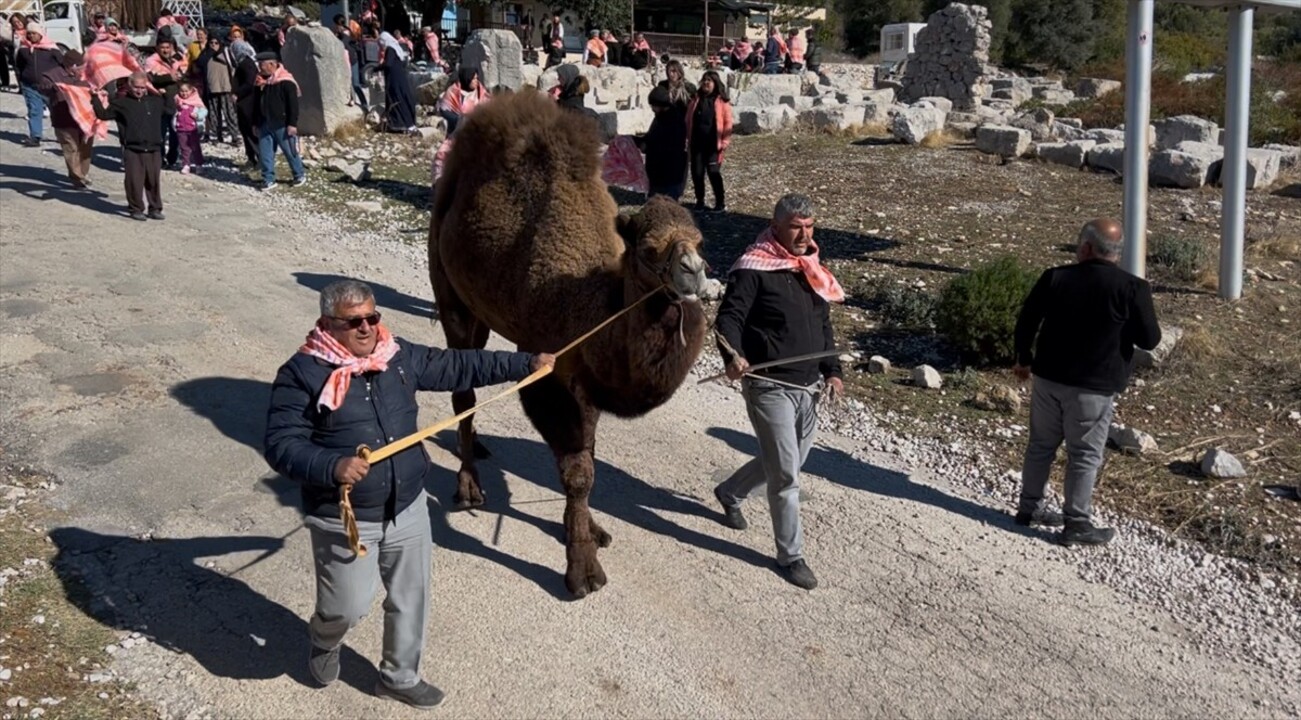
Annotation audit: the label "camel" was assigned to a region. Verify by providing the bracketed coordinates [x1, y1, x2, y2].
[428, 90, 709, 598]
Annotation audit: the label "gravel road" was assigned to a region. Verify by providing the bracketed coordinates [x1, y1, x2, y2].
[1, 92, 1297, 719]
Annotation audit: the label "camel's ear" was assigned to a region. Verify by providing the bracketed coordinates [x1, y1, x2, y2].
[615, 212, 639, 248]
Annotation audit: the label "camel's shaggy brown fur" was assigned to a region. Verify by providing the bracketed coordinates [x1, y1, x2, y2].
[429, 89, 708, 598]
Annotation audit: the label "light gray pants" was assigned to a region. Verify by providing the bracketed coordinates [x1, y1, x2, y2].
[306, 496, 431, 689]
[716, 377, 820, 565]
[1018, 376, 1115, 523]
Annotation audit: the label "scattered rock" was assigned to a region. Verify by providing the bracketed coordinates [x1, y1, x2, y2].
[1036, 139, 1096, 169]
[912, 365, 943, 389]
[1108, 423, 1158, 455]
[1244, 148, 1283, 190]
[339, 161, 372, 183]
[1133, 325, 1182, 369]
[345, 201, 383, 213]
[1150, 146, 1218, 188]
[868, 356, 891, 374]
[1154, 115, 1219, 151]
[461, 29, 524, 91]
[892, 105, 947, 144]
[971, 384, 1020, 413]
[899, 3, 992, 111]
[1086, 143, 1126, 174]
[281, 26, 360, 136]
[975, 125, 1032, 158]
[1200, 448, 1247, 479]
[1076, 77, 1122, 99]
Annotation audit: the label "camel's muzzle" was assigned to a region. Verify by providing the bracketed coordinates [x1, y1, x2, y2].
[670, 248, 708, 301]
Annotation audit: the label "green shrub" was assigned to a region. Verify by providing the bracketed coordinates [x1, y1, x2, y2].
[875, 286, 939, 331]
[936, 257, 1039, 366]
[1149, 236, 1208, 281]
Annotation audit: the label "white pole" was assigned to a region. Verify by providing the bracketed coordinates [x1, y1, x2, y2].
[1219, 4, 1254, 301]
[1121, 0, 1154, 278]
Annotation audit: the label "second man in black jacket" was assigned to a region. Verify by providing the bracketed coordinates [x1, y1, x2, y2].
[92, 72, 166, 220]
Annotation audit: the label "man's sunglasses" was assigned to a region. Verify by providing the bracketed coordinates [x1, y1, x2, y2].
[329, 312, 381, 329]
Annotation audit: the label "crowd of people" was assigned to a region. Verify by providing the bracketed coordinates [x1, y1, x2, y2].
[2, 9, 323, 218]
[715, 26, 821, 75]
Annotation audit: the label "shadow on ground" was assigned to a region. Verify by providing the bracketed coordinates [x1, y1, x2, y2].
[0, 162, 124, 216]
[293, 271, 435, 320]
[426, 430, 779, 593]
[706, 426, 1028, 533]
[48, 527, 378, 691]
[170, 377, 272, 452]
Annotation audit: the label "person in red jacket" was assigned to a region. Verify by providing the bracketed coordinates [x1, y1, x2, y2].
[685, 70, 733, 212]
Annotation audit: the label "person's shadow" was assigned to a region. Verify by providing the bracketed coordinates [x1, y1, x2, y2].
[705, 426, 1040, 536]
[0, 161, 125, 215]
[426, 431, 779, 592]
[48, 527, 376, 691]
[170, 376, 271, 452]
[293, 271, 436, 321]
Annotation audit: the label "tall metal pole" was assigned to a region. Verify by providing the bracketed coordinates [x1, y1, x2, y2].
[703, 0, 709, 63]
[1219, 3, 1254, 301]
[1121, 0, 1154, 278]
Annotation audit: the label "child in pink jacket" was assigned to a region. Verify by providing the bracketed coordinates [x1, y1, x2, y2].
[174, 81, 207, 173]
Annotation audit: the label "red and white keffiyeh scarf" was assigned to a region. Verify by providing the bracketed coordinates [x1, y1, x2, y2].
[298, 323, 400, 411]
[731, 227, 845, 303]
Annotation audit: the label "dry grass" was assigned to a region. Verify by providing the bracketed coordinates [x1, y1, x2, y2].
[1248, 229, 1301, 261]
[1195, 265, 1220, 291]
[329, 118, 369, 142]
[825, 121, 892, 139]
[918, 129, 962, 148]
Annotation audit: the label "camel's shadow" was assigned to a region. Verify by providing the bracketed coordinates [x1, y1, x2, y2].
[426, 431, 778, 594]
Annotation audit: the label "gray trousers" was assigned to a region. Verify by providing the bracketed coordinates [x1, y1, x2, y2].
[1018, 375, 1115, 522]
[716, 378, 820, 565]
[306, 496, 431, 689]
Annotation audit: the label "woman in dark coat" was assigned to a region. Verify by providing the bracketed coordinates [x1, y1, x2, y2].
[230, 38, 261, 166]
[378, 31, 416, 133]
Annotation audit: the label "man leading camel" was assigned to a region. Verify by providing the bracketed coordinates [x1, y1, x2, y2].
[264, 280, 554, 708]
[712, 193, 844, 590]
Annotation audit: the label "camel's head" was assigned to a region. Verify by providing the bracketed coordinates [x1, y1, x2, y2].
[617, 196, 707, 301]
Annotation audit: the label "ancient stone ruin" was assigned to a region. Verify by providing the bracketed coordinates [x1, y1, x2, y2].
[899, 3, 992, 111]
[281, 26, 361, 135]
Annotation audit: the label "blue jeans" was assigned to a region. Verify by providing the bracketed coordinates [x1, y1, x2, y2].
[258, 124, 305, 186]
[22, 85, 45, 139]
[763, 62, 783, 75]
[350, 63, 368, 111]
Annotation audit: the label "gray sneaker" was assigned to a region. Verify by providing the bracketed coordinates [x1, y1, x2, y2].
[376, 680, 445, 710]
[308, 644, 340, 686]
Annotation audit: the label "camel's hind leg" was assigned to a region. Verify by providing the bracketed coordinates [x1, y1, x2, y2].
[520, 377, 609, 598]
[429, 246, 491, 510]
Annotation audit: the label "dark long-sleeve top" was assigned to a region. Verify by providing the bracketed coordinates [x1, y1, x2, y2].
[91, 92, 165, 151]
[1014, 259, 1162, 394]
[16, 46, 62, 87]
[255, 78, 298, 128]
[264, 338, 535, 523]
[715, 268, 841, 386]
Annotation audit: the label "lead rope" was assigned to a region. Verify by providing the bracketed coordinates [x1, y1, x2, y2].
[338, 283, 671, 557]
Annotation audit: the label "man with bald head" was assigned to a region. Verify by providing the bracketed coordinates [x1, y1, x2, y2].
[1012, 219, 1161, 546]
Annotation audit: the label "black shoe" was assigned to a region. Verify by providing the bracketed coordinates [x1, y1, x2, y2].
[1059, 520, 1116, 547]
[779, 559, 818, 590]
[129, 211, 147, 221]
[713, 486, 747, 530]
[710, 204, 726, 213]
[147, 210, 165, 220]
[307, 644, 340, 686]
[693, 201, 705, 211]
[1014, 508, 1065, 528]
[23, 136, 40, 147]
[375, 680, 445, 710]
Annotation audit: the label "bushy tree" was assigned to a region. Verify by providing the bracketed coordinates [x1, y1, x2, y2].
[936, 257, 1039, 366]
[1004, 0, 1097, 71]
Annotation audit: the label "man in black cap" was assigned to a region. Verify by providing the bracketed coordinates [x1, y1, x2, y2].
[253, 50, 306, 190]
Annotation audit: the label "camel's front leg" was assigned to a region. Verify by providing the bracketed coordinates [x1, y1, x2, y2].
[452, 389, 485, 510]
[559, 450, 606, 597]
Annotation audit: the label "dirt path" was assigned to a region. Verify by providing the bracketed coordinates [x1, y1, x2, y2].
[1, 93, 1295, 719]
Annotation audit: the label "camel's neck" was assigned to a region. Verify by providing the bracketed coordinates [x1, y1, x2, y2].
[579, 279, 706, 418]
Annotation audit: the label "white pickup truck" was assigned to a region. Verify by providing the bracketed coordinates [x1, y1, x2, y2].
[1, 0, 200, 53]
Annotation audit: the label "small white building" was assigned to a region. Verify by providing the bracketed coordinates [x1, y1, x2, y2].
[879, 22, 925, 64]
